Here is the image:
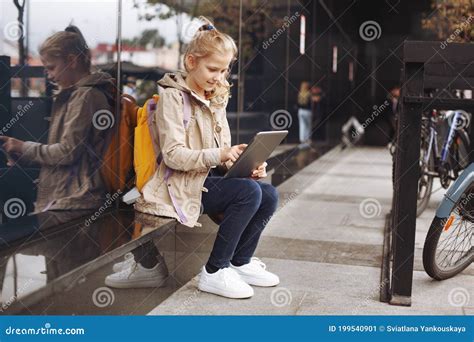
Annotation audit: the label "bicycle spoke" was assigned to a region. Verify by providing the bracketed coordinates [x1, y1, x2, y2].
[443, 224, 469, 267]
[435, 206, 473, 270]
[438, 226, 471, 268]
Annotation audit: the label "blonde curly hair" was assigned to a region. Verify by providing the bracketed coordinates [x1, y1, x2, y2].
[183, 16, 238, 105]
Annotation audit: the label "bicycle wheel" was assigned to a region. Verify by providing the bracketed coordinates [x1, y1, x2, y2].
[417, 123, 434, 217]
[449, 129, 470, 178]
[423, 186, 474, 280]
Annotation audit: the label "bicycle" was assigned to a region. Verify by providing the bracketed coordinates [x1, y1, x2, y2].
[416, 109, 470, 216]
[423, 162, 474, 280]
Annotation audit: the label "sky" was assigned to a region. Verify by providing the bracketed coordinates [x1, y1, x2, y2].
[0, 0, 192, 55]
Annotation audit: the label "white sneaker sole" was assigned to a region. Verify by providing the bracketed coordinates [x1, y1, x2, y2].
[236, 274, 280, 287]
[198, 282, 254, 299]
[105, 276, 167, 289]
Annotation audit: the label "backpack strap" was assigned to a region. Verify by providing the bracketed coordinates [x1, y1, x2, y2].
[180, 90, 192, 129]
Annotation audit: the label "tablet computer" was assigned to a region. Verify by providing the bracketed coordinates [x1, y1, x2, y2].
[224, 130, 288, 179]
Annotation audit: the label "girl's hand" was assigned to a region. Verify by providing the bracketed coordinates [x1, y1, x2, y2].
[220, 144, 247, 163]
[0, 136, 24, 153]
[0, 136, 24, 166]
[224, 159, 234, 170]
[251, 162, 268, 179]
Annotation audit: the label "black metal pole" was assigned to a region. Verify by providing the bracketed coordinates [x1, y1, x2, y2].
[470, 103, 474, 165]
[389, 60, 424, 306]
[0, 56, 12, 131]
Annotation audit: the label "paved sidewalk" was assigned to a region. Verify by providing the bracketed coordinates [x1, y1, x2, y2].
[149, 146, 473, 315]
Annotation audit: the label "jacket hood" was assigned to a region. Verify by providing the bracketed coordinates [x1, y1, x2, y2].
[157, 72, 192, 93]
[76, 71, 115, 88]
[157, 72, 229, 108]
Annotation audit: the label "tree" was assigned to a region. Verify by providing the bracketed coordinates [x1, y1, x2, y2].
[122, 29, 166, 48]
[133, 0, 284, 113]
[134, 0, 273, 63]
[13, 0, 27, 96]
[422, 0, 473, 42]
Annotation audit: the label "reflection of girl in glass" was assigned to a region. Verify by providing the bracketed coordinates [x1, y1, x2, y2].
[0, 26, 115, 213]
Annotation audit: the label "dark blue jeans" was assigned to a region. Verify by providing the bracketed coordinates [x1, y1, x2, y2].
[201, 176, 279, 269]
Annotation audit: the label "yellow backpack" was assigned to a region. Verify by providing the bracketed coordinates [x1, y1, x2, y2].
[134, 94, 160, 191]
[128, 91, 224, 224]
[103, 91, 192, 205]
[134, 90, 192, 192]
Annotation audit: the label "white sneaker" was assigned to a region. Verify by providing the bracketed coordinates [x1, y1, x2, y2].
[112, 252, 135, 273]
[198, 266, 254, 299]
[105, 261, 169, 288]
[230, 257, 280, 287]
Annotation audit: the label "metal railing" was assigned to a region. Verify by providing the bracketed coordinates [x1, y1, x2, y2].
[382, 41, 474, 306]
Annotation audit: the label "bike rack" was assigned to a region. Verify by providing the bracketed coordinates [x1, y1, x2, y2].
[382, 41, 474, 306]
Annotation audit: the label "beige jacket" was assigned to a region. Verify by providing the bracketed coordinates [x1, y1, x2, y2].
[21, 72, 114, 212]
[134, 72, 232, 227]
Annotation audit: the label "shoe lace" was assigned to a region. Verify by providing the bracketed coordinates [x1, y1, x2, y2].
[124, 252, 134, 261]
[125, 261, 138, 279]
[221, 268, 240, 286]
[250, 257, 266, 270]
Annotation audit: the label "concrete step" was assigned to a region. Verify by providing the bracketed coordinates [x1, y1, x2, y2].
[146, 146, 474, 315]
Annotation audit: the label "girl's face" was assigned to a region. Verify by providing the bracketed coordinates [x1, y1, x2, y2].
[186, 52, 233, 96]
[41, 54, 81, 88]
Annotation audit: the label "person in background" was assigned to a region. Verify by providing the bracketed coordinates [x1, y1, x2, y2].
[387, 86, 401, 141]
[311, 86, 325, 142]
[123, 76, 138, 99]
[297, 81, 313, 147]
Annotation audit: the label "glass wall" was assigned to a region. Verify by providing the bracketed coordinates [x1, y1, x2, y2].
[1, 0, 332, 220]
[0, 0, 121, 308]
[0, 0, 354, 314]
[0, 0, 119, 219]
